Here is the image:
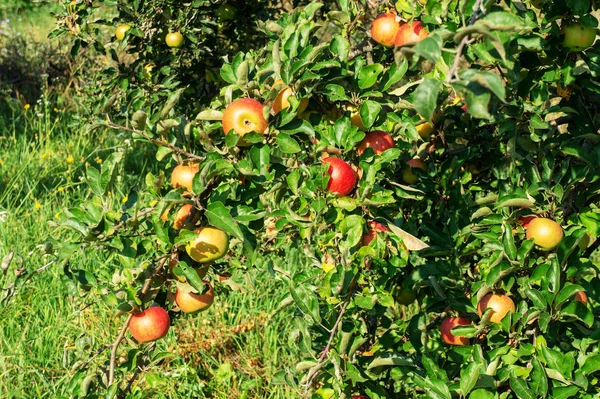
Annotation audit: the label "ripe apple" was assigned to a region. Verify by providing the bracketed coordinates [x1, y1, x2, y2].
[176, 281, 215, 313]
[363, 221, 389, 246]
[222, 98, 268, 140]
[401, 159, 427, 184]
[395, 21, 429, 47]
[272, 80, 309, 114]
[477, 294, 515, 324]
[165, 32, 184, 48]
[525, 217, 563, 250]
[115, 24, 130, 41]
[352, 396, 371, 399]
[562, 22, 597, 52]
[518, 215, 536, 229]
[186, 227, 229, 263]
[371, 13, 401, 47]
[416, 122, 435, 140]
[171, 163, 199, 192]
[216, 3, 236, 21]
[574, 291, 588, 305]
[357, 131, 394, 156]
[322, 157, 358, 197]
[440, 317, 470, 346]
[129, 307, 170, 343]
[161, 204, 199, 230]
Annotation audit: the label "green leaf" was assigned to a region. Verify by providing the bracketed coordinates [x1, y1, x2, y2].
[414, 79, 442, 122]
[413, 34, 443, 62]
[476, 11, 527, 31]
[550, 386, 580, 399]
[205, 202, 251, 250]
[357, 64, 384, 90]
[330, 35, 349, 62]
[276, 133, 301, 154]
[510, 371, 535, 399]
[381, 58, 408, 91]
[530, 358, 548, 397]
[367, 353, 416, 369]
[359, 100, 382, 129]
[100, 152, 124, 194]
[159, 88, 185, 120]
[290, 284, 321, 324]
[461, 70, 506, 102]
[460, 363, 480, 396]
[469, 390, 494, 399]
[560, 301, 594, 327]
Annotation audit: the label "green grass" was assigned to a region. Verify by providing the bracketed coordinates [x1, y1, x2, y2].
[0, 5, 300, 398]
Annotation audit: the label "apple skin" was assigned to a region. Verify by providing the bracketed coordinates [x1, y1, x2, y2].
[176, 281, 215, 313]
[518, 215, 536, 229]
[440, 317, 470, 346]
[222, 98, 268, 139]
[357, 131, 394, 156]
[363, 221, 390, 246]
[115, 24, 130, 41]
[352, 396, 371, 399]
[217, 3, 236, 21]
[402, 159, 427, 184]
[165, 32, 184, 48]
[322, 157, 358, 197]
[171, 164, 199, 192]
[562, 23, 597, 52]
[370, 13, 401, 48]
[161, 204, 199, 230]
[417, 122, 435, 140]
[575, 291, 587, 305]
[525, 218, 563, 250]
[477, 294, 515, 324]
[186, 227, 229, 263]
[395, 21, 429, 46]
[272, 80, 309, 114]
[129, 307, 171, 343]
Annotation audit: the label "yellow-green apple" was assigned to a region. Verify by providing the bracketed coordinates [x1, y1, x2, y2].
[186, 227, 229, 263]
[322, 157, 358, 197]
[272, 79, 309, 114]
[477, 294, 515, 324]
[562, 22, 597, 52]
[217, 3, 236, 21]
[129, 307, 170, 343]
[416, 122, 435, 140]
[357, 131, 394, 156]
[165, 32, 184, 48]
[115, 24, 130, 41]
[525, 218, 563, 250]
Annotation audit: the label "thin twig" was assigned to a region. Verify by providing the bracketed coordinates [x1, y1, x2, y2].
[107, 255, 169, 386]
[105, 122, 205, 163]
[445, 0, 485, 83]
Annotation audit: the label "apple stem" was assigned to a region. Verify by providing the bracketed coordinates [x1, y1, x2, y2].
[107, 254, 169, 387]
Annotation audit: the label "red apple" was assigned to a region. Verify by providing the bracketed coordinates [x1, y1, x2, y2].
[477, 294, 515, 324]
[440, 317, 470, 346]
[363, 221, 390, 246]
[518, 215, 536, 229]
[222, 98, 268, 139]
[357, 131, 394, 155]
[322, 157, 358, 197]
[129, 307, 171, 343]
[175, 281, 215, 313]
[395, 21, 429, 47]
[370, 13, 401, 48]
[575, 291, 587, 305]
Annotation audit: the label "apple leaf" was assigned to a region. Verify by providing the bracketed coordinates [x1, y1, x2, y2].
[413, 78, 442, 122]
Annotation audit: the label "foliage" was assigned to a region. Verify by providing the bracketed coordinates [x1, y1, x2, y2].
[52, 0, 600, 397]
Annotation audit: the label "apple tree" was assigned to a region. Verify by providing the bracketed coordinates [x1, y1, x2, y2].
[50, 0, 600, 397]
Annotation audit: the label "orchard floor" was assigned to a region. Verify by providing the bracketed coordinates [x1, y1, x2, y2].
[0, 4, 299, 398]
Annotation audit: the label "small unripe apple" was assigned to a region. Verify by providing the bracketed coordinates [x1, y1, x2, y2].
[416, 122, 435, 140]
[165, 32, 184, 48]
[176, 281, 215, 313]
[395, 21, 428, 47]
[171, 163, 199, 192]
[363, 221, 389, 246]
[115, 24, 130, 41]
[222, 98, 268, 140]
[129, 307, 170, 343]
[402, 159, 427, 184]
[440, 317, 470, 346]
[562, 23, 597, 52]
[357, 131, 394, 156]
[477, 294, 515, 324]
[525, 217, 563, 250]
[322, 157, 358, 197]
[216, 3, 236, 21]
[186, 227, 229, 263]
[370, 13, 401, 47]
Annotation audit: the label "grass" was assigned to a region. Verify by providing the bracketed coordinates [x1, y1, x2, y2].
[0, 4, 301, 398]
